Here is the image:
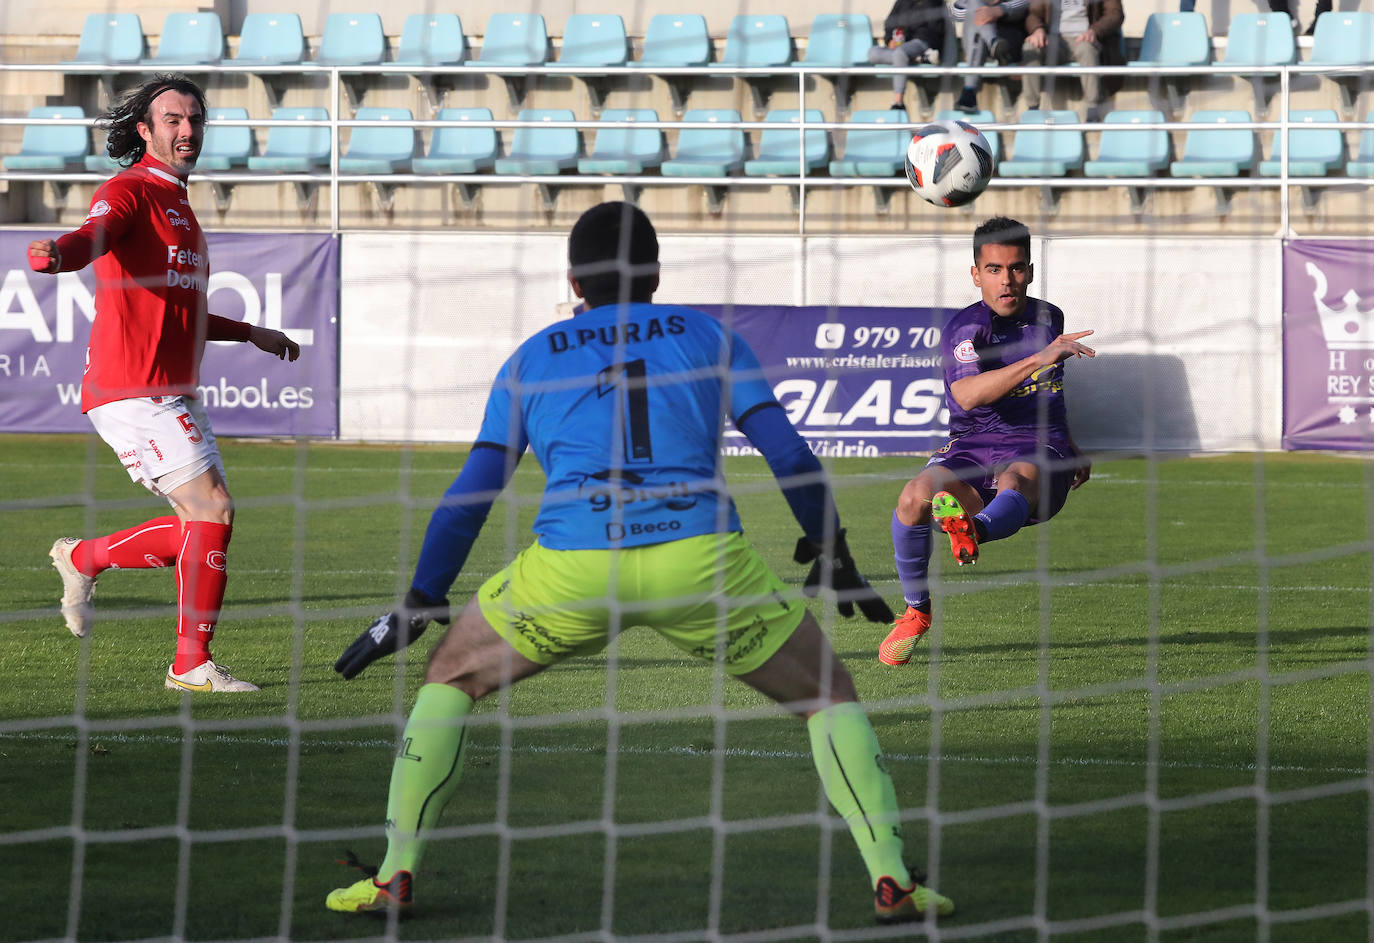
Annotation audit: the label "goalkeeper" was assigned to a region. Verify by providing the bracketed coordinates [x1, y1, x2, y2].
[327, 201, 953, 925]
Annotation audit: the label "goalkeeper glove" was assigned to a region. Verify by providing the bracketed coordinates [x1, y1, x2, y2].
[794, 529, 894, 624]
[334, 587, 450, 680]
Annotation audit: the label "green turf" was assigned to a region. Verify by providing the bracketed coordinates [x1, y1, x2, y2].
[2, 435, 1370, 941]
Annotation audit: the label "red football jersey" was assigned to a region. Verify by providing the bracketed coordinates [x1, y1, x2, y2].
[56, 154, 246, 412]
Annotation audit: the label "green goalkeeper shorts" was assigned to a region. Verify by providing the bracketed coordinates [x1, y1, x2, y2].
[476, 531, 804, 675]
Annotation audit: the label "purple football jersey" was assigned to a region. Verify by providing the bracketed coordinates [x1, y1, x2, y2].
[942, 297, 1072, 443]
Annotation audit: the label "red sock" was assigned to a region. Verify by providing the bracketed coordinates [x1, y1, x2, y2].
[71, 517, 182, 577]
[173, 521, 232, 675]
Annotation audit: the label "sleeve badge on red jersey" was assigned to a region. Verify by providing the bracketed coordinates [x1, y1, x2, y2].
[953, 339, 978, 363]
[85, 200, 111, 222]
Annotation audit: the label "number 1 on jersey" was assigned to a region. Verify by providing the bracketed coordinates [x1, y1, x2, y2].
[597, 359, 652, 462]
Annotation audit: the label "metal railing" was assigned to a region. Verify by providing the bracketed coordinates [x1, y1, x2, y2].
[0, 60, 1371, 234]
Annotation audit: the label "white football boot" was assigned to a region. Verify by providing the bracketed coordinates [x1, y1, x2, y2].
[165, 660, 261, 693]
[49, 537, 96, 638]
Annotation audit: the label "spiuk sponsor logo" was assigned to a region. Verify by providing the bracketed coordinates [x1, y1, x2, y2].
[206, 550, 227, 571]
[165, 208, 192, 230]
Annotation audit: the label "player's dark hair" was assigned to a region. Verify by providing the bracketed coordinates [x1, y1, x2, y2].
[973, 216, 1032, 264]
[99, 73, 207, 167]
[568, 201, 660, 309]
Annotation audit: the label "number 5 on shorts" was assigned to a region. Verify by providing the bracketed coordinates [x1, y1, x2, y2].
[177, 411, 203, 444]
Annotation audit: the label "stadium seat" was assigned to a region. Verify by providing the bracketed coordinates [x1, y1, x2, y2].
[1129, 12, 1210, 67]
[1220, 13, 1295, 67]
[470, 13, 549, 65]
[1083, 110, 1170, 176]
[197, 107, 254, 170]
[317, 12, 386, 66]
[578, 109, 664, 173]
[1309, 12, 1374, 115]
[634, 14, 711, 67]
[1169, 110, 1255, 177]
[147, 12, 224, 65]
[1348, 111, 1374, 177]
[936, 109, 1000, 163]
[558, 14, 628, 66]
[662, 109, 747, 176]
[84, 150, 123, 174]
[412, 108, 499, 174]
[716, 14, 793, 68]
[395, 13, 467, 65]
[828, 110, 907, 176]
[494, 109, 580, 174]
[744, 109, 829, 176]
[1258, 109, 1343, 177]
[632, 14, 712, 116]
[66, 13, 144, 64]
[247, 107, 332, 171]
[234, 13, 306, 65]
[554, 14, 628, 116]
[997, 110, 1085, 177]
[339, 107, 416, 173]
[793, 14, 874, 66]
[3, 106, 88, 171]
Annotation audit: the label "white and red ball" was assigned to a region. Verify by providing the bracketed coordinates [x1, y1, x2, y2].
[904, 119, 995, 207]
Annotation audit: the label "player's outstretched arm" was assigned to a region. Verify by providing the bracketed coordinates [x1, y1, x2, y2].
[737, 403, 893, 624]
[334, 445, 520, 679]
[949, 329, 1096, 410]
[247, 324, 302, 362]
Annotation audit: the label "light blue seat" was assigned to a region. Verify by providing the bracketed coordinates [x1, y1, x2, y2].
[558, 14, 627, 66]
[469, 13, 549, 66]
[493, 109, 580, 174]
[1310, 11, 1374, 67]
[395, 13, 467, 65]
[633, 14, 711, 67]
[1083, 110, 1169, 176]
[317, 12, 386, 66]
[339, 107, 415, 173]
[149, 12, 224, 65]
[1258, 109, 1343, 176]
[412, 108, 498, 174]
[197, 107, 254, 170]
[661, 109, 746, 176]
[793, 14, 874, 67]
[998, 110, 1085, 177]
[1220, 13, 1295, 68]
[1348, 111, 1374, 176]
[936, 109, 1001, 163]
[246, 107, 331, 171]
[578, 109, 663, 173]
[234, 13, 306, 65]
[66, 13, 144, 65]
[744, 109, 828, 176]
[3, 107, 88, 170]
[716, 14, 792, 68]
[828, 110, 907, 176]
[1129, 12, 1210, 67]
[1169, 110, 1255, 177]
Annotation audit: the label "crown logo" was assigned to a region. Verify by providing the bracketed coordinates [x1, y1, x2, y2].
[1309, 262, 1374, 349]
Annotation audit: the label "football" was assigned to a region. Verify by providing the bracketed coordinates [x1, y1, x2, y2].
[904, 120, 995, 208]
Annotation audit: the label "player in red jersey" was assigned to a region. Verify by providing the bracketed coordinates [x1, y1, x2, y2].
[27, 74, 301, 693]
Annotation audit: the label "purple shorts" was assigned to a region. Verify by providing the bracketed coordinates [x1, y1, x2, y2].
[924, 433, 1075, 524]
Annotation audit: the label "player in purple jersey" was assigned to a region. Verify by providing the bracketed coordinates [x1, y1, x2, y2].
[879, 217, 1095, 666]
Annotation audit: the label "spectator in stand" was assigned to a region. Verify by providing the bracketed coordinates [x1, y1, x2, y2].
[867, 0, 949, 111]
[1021, 0, 1124, 122]
[951, 0, 1031, 113]
[1178, 0, 1328, 34]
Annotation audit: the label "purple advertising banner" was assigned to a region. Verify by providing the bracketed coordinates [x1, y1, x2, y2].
[1282, 240, 1374, 450]
[698, 305, 953, 456]
[0, 230, 339, 437]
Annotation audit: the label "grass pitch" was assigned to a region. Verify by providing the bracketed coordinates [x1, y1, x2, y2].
[1, 434, 1370, 942]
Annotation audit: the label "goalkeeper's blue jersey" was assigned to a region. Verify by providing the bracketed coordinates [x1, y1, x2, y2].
[475, 302, 778, 550]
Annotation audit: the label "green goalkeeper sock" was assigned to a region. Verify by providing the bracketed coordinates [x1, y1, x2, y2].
[807, 701, 910, 889]
[378, 682, 473, 880]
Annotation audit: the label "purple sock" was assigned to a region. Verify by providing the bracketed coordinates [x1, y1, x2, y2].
[891, 510, 931, 609]
[974, 489, 1031, 542]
